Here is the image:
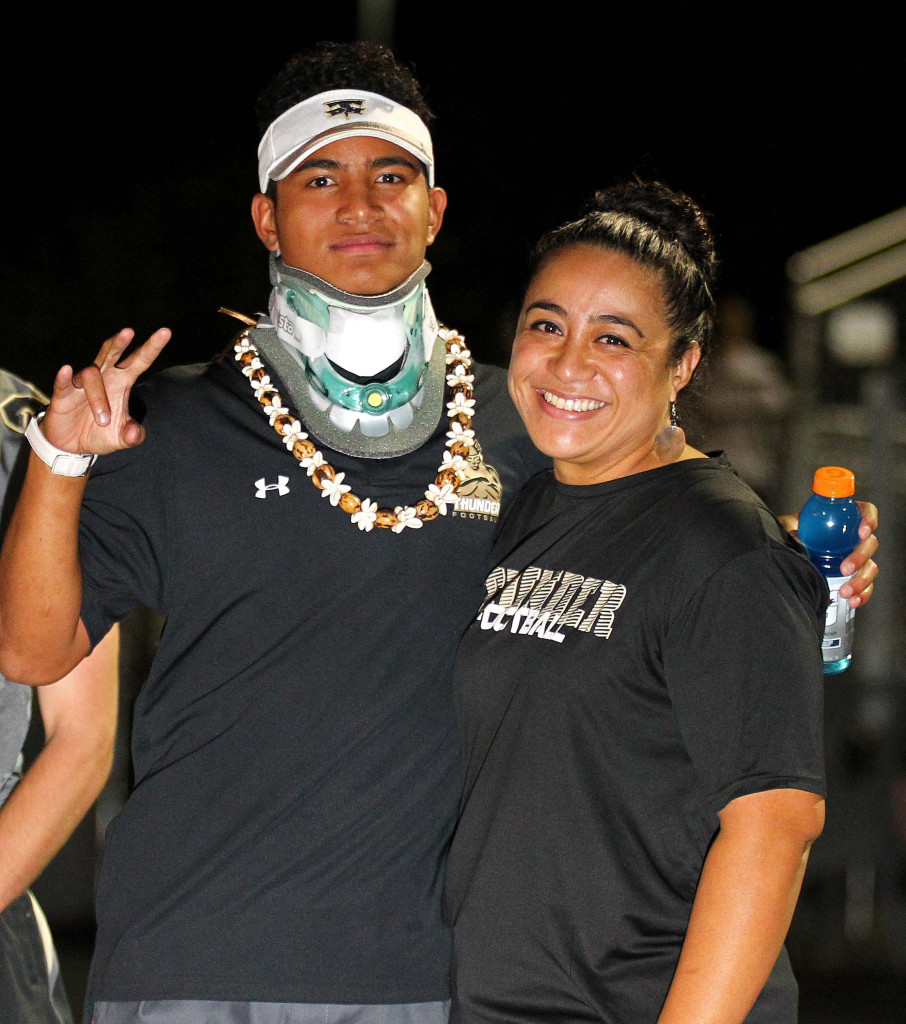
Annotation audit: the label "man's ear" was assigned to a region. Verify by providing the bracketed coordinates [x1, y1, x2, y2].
[251, 193, 280, 252]
[425, 187, 448, 246]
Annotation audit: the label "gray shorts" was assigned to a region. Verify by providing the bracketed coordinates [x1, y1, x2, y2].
[91, 1000, 450, 1024]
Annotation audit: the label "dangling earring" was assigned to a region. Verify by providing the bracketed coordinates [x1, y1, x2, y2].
[654, 401, 686, 462]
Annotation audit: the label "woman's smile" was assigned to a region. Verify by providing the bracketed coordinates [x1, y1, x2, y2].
[537, 388, 608, 414]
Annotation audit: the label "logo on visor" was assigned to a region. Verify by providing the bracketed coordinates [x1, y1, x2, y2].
[324, 99, 366, 120]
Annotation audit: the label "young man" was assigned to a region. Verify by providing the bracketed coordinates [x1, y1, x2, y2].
[0, 43, 548, 1024]
[0, 368, 119, 1024]
[0, 42, 878, 1024]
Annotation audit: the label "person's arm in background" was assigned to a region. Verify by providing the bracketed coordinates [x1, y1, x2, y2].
[779, 501, 878, 607]
[0, 625, 119, 911]
[657, 786, 825, 1024]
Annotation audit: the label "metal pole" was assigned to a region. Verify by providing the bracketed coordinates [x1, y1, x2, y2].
[357, 0, 397, 45]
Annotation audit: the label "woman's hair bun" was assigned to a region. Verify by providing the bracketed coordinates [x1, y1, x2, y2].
[591, 180, 717, 288]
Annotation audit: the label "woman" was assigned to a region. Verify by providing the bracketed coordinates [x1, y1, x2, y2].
[445, 182, 840, 1024]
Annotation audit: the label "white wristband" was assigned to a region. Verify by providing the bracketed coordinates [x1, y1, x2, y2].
[25, 412, 98, 477]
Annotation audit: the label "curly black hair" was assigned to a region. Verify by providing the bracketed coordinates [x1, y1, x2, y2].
[256, 41, 433, 138]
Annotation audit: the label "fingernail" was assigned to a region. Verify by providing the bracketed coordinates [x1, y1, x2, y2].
[97, 412, 110, 426]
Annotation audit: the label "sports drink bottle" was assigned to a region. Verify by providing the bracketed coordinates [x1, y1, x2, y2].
[798, 466, 862, 674]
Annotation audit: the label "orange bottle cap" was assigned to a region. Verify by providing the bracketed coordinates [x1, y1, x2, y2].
[813, 466, 855, 498]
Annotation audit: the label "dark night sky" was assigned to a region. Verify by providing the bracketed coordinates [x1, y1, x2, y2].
[1, 9, 901, 390]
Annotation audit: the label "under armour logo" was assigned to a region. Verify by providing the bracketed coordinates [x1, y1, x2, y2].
[255, 476, 290, 499]
[324, 99, 366, 119]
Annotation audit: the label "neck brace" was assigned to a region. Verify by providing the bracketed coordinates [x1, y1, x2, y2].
[251, 256, 447, 459]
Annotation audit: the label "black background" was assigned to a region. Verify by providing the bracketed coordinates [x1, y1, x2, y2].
[0, 7, 901, 387]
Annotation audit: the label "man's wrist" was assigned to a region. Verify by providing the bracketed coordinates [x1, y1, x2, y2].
[25, 412, 97, 478]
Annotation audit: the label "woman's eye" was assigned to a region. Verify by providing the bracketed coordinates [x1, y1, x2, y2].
[529, 319, 561, 335]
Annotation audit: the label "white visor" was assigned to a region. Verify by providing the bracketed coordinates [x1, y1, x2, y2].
[257, 88, 434, 193]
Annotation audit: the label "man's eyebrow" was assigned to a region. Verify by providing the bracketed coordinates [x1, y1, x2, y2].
[294, 157, 342, 173]
[293, 155, 422, 175]
[372, 155, 421, 174]
[525, 301, 644, 338]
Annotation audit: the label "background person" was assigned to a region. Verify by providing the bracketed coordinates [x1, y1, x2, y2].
[0, 367, 119, 1024]
[445, 182, 865, 1024]
[691, 293, 793, 507]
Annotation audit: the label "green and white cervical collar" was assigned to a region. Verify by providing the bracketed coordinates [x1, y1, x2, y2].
[250, 256, 447, 459]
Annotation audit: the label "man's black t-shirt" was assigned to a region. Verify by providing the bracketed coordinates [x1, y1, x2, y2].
[78, 353, 546, 1006]
[446, 458, 827, 1024]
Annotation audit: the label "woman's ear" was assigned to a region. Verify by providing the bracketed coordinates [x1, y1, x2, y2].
[671, 343, 701, 400]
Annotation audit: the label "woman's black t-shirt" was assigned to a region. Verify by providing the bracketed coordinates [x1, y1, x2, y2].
[446, 457, 827, 1024]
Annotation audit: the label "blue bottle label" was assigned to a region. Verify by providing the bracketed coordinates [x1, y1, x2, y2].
[822, 574, 854, 662]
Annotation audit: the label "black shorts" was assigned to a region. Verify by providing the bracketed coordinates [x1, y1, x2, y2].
[0, 891, 73, 1024]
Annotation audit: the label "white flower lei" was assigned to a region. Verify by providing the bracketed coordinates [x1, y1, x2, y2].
[234, 327, 476, 533]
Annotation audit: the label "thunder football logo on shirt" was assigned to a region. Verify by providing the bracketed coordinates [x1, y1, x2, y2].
[478, 563, 626, 643]
[452, 441, 503, 523]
